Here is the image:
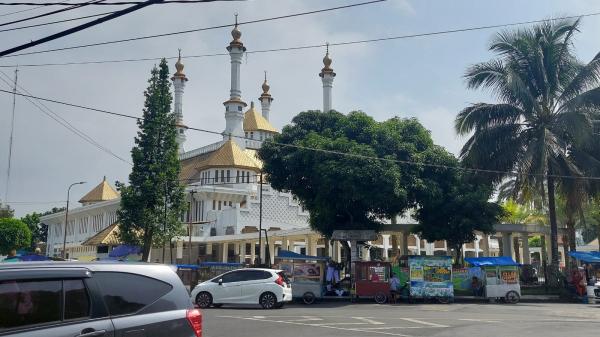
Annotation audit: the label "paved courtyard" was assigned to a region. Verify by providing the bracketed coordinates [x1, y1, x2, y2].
[202, 301, 600, 337]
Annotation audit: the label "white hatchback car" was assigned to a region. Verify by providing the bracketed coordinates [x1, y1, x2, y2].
[191, 268, 292, 309]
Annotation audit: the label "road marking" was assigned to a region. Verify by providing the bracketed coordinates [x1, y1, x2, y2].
[217, 315, 415, 337]
[459, 318, 501, 323]
[398, 317, 449, 328]
[353, 316, 386, 325]
[360, 327, 424, 330]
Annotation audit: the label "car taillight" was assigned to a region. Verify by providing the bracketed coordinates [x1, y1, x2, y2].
[186, 308, 202, 337]
[275, 274, 284, 286]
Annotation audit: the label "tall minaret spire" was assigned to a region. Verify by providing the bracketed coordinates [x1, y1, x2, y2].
[223, 13, 247, 148]
[258, 70, 273, 121]
[172, 49, 188, 153]
[319, 42, 336, 113]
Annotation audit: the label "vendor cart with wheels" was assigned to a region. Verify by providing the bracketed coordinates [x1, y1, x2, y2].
[354, 261, 392, 304]
[275, 250, 331, 304]
[464, 257, 521, 304]
[396, 256, 453, 304]
[567, 251, 600, 304]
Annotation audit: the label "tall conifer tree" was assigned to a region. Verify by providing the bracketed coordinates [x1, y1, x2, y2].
[117, 59, 185, 261]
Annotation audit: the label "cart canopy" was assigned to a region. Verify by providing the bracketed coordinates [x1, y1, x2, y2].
[568, 251, 600, 263]
[465, 256, 519, 267]
[276, 250, 329, 261]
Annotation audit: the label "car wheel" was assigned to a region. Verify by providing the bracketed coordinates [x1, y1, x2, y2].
[260, 292, 277, 309]
[505, 291, 520, 304]
[302, 292, 316, 305]
[374, 292, 387, 304]
[196, 292, 213, 309]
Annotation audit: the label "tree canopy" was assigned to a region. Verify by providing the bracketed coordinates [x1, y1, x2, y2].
[259, 110, 441, 237]
[414, 147, 504, 261]
[455, 19, 600, 267]
[117, 58, 185, 261]
[0, 218, 31, 255]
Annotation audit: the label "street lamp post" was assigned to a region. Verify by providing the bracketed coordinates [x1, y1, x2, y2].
[258, 171, 263, 266]
[62, 181, 86, 259]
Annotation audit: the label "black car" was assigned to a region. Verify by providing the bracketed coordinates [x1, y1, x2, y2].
[0, 262, 202, 337]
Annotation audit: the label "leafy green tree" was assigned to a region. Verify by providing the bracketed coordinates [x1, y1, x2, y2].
[20, 212, 47, 250]
[117, 59, 186, 261]
[0, 203, 14, 219]
[259, 111, 435, 238]
[0, 218, 31, 255]
[413, 148, 504, 264]
[455, 19, 600, 268]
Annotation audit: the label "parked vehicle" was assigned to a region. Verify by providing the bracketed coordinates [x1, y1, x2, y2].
[0, 262, 202, 337]
[191, 268, 292, 309]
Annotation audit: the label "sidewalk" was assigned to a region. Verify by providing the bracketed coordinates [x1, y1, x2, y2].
[454, 294, 561, 302]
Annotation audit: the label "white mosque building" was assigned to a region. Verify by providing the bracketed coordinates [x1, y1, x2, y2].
[41, 20, 331, 263]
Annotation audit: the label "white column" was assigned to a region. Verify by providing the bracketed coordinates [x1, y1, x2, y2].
[250, 241, 256, 265]
[522, 235, 531, 264]
[415, 235, 421, 255]
[480, 235, 490, 256]
[401, 231, 409, 256]
[260, 239, 266, 264]
[310, 236, 318, 257]
[221, 243, 228, 263]
[502, 232, 514, 258]
[382, 235, 390, 260]
[268, 240, 276, 265]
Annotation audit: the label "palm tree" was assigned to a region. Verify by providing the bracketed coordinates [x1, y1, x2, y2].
[455, 18, 600, 268]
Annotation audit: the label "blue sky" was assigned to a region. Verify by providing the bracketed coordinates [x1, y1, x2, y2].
[1, 0, 599, 216]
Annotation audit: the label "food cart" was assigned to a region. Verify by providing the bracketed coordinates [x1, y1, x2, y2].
[464, 256, 521, 304]
[567, 251, 600, 304]
[354, 261, 392, 304]
[275, 250, 330, 304]
[396, 256, 453, 303]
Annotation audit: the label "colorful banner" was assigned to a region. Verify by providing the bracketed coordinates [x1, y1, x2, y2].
[452, 267, 484, 291]
[408, 256, 453, 298]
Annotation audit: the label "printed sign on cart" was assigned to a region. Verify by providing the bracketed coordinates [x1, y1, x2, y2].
[409, 256, 454, 298]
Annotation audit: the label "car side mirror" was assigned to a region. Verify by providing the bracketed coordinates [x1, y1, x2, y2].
[218, 279, 223, 286]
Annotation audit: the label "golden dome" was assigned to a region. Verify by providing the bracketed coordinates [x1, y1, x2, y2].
[262, 71, 270, 93]
[231, 13, 242, 42]
[172, 49, 188, 81]
[323, 52, 332, 69]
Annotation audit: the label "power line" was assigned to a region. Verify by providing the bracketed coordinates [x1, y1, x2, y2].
[0, 88, 597, 182]
[0, 0, 162, 57]
[0, 3, 44, 17]
[0, 0, 228, 4]
[0, 10, 117, 33]
[0, 71, 132, 165]
[0, 0, 104, 28]
[2, 10, 600, 68]
[0, 0, 387, 58]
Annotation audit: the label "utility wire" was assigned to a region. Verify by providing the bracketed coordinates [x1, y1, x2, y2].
[0, 0, 162, 57]
[0, 71, 132, 165]
[0, 0, 104, 28]
[0, 0, 228, 4]
[0, 0, 386, 58]
[0, 10, 117, 33]
[0, 3, 44, 17]
[0, 88, 598, 182]
[2, 10, 599, 67]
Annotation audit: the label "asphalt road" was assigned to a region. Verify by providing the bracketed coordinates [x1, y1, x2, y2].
[202, 301, 600, 337]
